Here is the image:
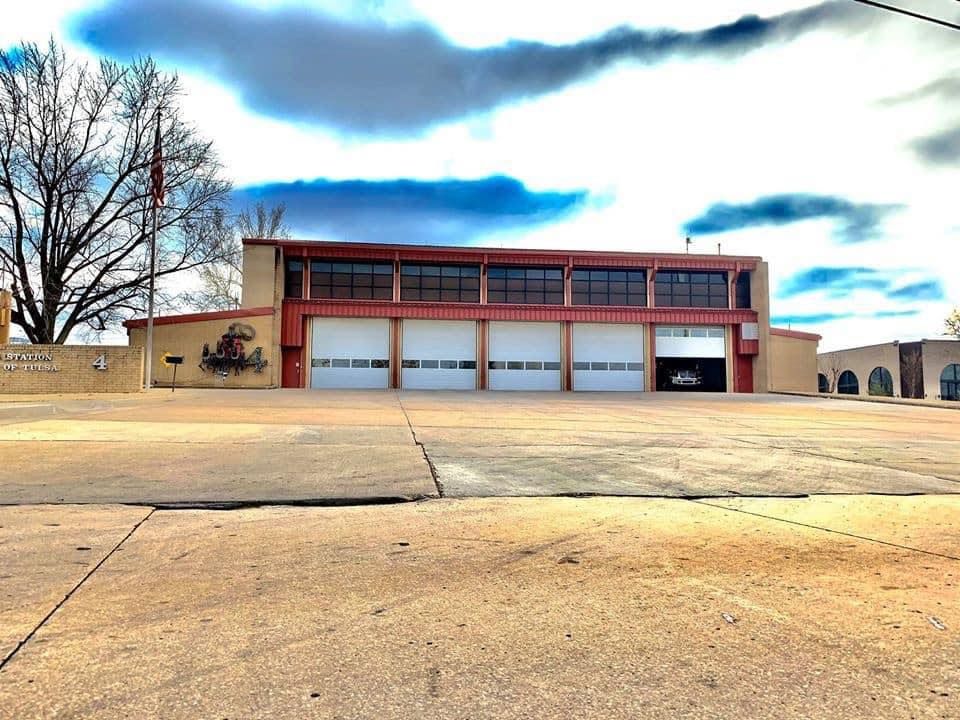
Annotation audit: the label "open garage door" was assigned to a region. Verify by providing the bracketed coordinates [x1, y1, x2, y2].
[655, 325, 726, 392]
[402, 320, 477, 390]
[310, 318, 390, 389]
[573, 323, 645, 391]
[489, 321, 561, 391]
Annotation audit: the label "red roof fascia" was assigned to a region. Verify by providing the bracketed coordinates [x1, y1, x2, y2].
[244, 238, 760, 270]
[770, 327, 821, 342]
[124, 306, 274, 329]
[280, 299, 758, 347]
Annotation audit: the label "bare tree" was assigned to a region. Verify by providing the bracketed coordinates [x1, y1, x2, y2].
[946, 308, 960, 339]
[820, 352, 843, 393]
[185, 202, 288, 311]
[0, 40, 231, 343]
[899, 347, 924, 399]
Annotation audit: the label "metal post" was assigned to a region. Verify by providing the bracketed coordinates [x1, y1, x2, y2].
[172, 362, 177, 393]
[144, 206, 158, 389]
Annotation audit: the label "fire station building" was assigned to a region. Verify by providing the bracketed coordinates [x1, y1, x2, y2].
[126, 239, 819, 393]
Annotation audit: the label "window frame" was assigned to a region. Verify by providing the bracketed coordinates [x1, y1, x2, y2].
[308, 260, 394, 301]
[486, 266, 565, 305]
[284, 258, 304, 299]
[570, 268, 646, 306]
[654, 270, 729, 309]
[399, 263, 481, 303]
[837, 370, 859, 395]
[868, 366, 894, 397]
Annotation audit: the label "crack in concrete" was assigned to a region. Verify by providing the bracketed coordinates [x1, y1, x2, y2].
[396, 393, 444, 498]
[0, 508, 156, 672]
[692, 499, 960, 562]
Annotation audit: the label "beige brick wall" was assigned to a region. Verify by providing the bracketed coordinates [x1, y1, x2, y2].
[770, 334, 819, 393]
[241, 244, 279, 309]
[128, 313, 278, 388]
[751, 262, 771, 393]
[0, 344, 143, 394]
[921, 340, 960, 400]
[817, 342, 901, 397]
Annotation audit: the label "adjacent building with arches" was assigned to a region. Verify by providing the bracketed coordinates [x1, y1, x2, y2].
[817, 339, 960, 401]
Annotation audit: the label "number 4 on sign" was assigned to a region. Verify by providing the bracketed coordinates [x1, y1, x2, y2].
[92, 354, 108, 371]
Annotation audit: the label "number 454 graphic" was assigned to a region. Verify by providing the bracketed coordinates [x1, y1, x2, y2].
[92, 354, 108, 371]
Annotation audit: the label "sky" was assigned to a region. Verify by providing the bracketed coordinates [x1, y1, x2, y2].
[3, 0, 959, 350]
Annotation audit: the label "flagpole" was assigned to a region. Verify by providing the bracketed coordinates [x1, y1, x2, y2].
[144, 109, 162, 391]
[145, 205, 157, 390]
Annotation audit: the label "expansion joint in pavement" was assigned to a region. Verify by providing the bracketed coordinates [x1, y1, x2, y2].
[395, 393, 444, 498]
[692, 499, 960, 561]
[0, 508, 156, 673]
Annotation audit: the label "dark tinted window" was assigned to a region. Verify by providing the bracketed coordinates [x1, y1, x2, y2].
[571, 268, 646, 306]
[655, 270, 728, 308]
[400, 264, 480, 302]
[284, 259, 304, 299]
[487, 266, 564, 305]
[735, 272, 751, 309]
[837, 370, 859, 395]
[940, 364, 960, 401]
[310, 260, 394, 300]
[868, 367, 894, 396]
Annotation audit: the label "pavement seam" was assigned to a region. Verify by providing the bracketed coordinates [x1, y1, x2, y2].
[395, 393, 444, 498]
[691, 499, 960, 562]
[0, 507, 156, 673]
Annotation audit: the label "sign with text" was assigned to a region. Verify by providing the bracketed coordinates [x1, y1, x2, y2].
[0, 345, 142, 394]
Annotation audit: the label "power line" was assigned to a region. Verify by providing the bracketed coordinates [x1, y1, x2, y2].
[850, 0, 960, 31]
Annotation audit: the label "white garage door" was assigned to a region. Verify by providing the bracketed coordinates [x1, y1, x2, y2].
[573, 323, 645, 391]
[489, 321, 561, 391]
[310, 318, 390, 389]
[655, 326, 726, 358]
[402, 320, 477, 390]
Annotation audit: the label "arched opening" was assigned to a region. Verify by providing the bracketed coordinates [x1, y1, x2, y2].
[837, 370, 859, 395]
[817, 373, 829, 393]
[941, 364, 960, 401]
[868, 366, 894, 396]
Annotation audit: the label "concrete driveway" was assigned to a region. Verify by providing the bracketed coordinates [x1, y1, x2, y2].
[0, 389, 957, 504]
[1, 496, 957, 719]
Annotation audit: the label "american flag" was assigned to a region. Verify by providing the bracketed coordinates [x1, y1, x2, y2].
[150, 113, 165, 209]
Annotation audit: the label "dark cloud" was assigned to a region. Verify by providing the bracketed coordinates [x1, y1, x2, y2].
[778, 266, 944, 302]
[70, 0, 870, 134]
[230, 175, 587, 244]
[913, 126, 960, 165]
[683, 194, 903, 243]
